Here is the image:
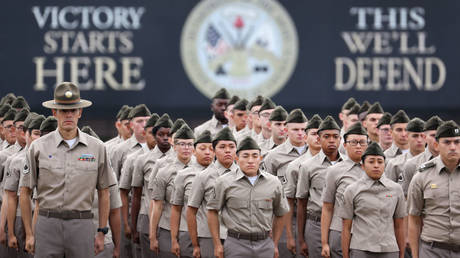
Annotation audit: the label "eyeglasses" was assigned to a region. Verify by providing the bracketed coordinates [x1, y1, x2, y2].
[346, 140, 369, 146]
[176, 142, 194, 148]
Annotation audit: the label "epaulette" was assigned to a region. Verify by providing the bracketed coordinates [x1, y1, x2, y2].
[418, 161, 436, 172]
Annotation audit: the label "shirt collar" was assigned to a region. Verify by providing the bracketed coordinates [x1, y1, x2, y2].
[127, 135, 143, 149]
[363, 173, 389, 187]
[435, 156, 460, 174]
[318, 149, 342, 164]
[54, 128, 88, 148]
[235, 168, 265, 181]
[214, 160, 237, 176]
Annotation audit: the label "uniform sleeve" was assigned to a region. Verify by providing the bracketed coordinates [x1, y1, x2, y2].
[296, 164, 311, 199]
[109, 183, 122, 210]
[407, 173, 424, 216]
[323, 167, 339, 203]
[393, 185, 407, 218]
[26, 142, 39, 189]
[119, 155, 135, 190]
[262, 153, 276, 176]
[206, 176, 226, 211]
[284, 161, 299, 199]
[132, 157, 150, 188]
[187, 172, 205, 208]
[150, 169, 168, 201]
[338, 186, 354, 220]
[4, 158, 21, 192]
[109, 147, 121, 178]
[273, 180, 290, 217]
[401, 161, 416, 196]
[97, 145, 117, 190]
[384, 160, 397, 182]
[170, 169, 187, 206]
[147, 162, 160, 192]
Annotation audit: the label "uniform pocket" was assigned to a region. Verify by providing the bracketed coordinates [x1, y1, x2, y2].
[227, 199, 248, 209]
[256, 200, 273, 210]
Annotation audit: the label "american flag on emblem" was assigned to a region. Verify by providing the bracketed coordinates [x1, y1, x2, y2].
[206, 24, 228, 58]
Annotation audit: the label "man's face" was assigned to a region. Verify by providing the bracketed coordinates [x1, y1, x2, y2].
[130, 116, 150, 137]
[120, 119, 132, 139]
[232, 110, 248, 130]
[52, 109, 82, 132]
[362, 155, 385, 180]
[391, 123, 408, 146]
[2, 120, 16, 144]
[236, 149, 261, 174]
[319, 129, 341, 154]
[195, 143, 215, 167]
[287, 122, 307, 146]
[211, 99, 228, 121]
[259, 109, 274, 131]
[435, 136, 460, 164]
[339, 109, 349, 124]
[424, 130, 437, 154]
[363, 113, 383, 136]
[30, 129, 41, 143]
[249, 106, 261, 130]
[154, 127, 171, 150]
[270, 121, 287, 141]
[408, 132, 426, 154]
[174, 139, 195, 161]
[345, 114, 359, 130]
[14, 121, 26, 146]
[344, 134, 368, 161]
[224, 104, 235, 125]
[306, 128, 321, 150]
[145, 126, 156, 149]
[115, 119, 122, 134]
[378, 125, 393, 145]
[214, 140, 237, 166]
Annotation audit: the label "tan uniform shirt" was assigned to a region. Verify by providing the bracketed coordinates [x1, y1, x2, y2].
[106, 136, 123, 160]
[235, 127, 252, 144]
[338, 128, 347, 157]
[384, 151, 414, 184]
[284, 148, 315, 199]
[149, 156, 192, 231]
[263, 140, 307, 186]
[26, 129, 117, 211]
[321, 158, 363, 232]
[4, 147, 27, 216]
[171, 162, 206, 231]
[110, 135, 143, 179]
[296, 150, 342, 216]
[0, 142, 22, 202]
[384, 143, 404, 160]
[401, 148, 435, 196]
[255, 132, 275, 157]
[340, 174, 406, 252]
[119, 146, 148, 190]
[188, 161, 237, 238]
[132, 146, 174, 216]
[408, 156, 460, 245]
[194, 115, 227, 138]
[207, 169, 289, 234]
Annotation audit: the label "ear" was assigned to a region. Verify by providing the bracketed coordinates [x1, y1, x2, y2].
[51, 109, 57, 117]
[433, 140, 439, 152]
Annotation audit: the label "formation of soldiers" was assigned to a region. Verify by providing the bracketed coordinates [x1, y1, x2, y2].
[0, 82, 458, 258]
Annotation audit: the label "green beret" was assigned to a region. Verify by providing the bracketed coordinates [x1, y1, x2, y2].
[212, 88, 230, 100]
[247, 96, 265, 110]
[367, 102, 384, 115]
[153, 113, 173, 130]
[318, 115, 340, 133]
[286, 109, 307, 124]
[435, 120, 460, 139]
[145, 113, 160, 128]
[342, 97, 357, 111]
[212, 127, 236, 147]
[269, 106, 288, 122]
[423, 116, 443, 131]
[116, 105, 129, 120]
[406, 118, 425, 133]
[171, 118, 187, 135]
[2, 109, 17, 122]
[40, 116, 58, 132]
[362, 141, 385, 162]
[348, 104, 360, 116]
[128, 104, 151, 120]
[0, 93, 16, 106]
[0, 104, 12, 117]
[259, 98, 276, 113]
[194, 130, 212, 147]
[13, 108, 29, 123]
[236, 136, 260, 153]
[233, 99, 248, 111]
[344, 122, 368, 140]
[377, 112, 392, 128]
[28, 115, 45, 130]
[11, 96, 29, 110]
[119, 106, 133, 121]
[174, 124, 195, 140]
[228, 95, 240, 106]
[81, 126, 100, 140]
[390, 110, 410, 125]
[306, 114, 322, 130]
[23, 112, 39, 129]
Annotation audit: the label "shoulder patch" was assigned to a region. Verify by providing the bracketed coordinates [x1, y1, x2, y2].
[418, 161, 435, 172]
[23, 164, 30, 174]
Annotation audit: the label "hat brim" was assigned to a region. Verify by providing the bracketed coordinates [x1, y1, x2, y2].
[42, 99, 92, 109]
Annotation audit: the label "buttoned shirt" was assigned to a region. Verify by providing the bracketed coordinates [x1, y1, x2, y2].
[4, 147, 27, 216]
[401, 148, 435, 196]
[384, 143, 405, 160]
[284, 148, 315, 199]
[385, 151, 415, 184]
[119, 146, 149, 190]
[194, 115, 227, 138]
[110, 135, 143, 179]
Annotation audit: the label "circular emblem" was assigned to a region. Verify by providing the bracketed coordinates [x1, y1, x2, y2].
[181, 0, 298, 100]
[65, 91, 73, 98]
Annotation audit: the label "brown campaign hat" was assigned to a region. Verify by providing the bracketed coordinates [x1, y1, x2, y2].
[42, 82, 92, 109]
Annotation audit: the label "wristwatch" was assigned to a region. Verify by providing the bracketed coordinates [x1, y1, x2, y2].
[97, 227, 109, 235]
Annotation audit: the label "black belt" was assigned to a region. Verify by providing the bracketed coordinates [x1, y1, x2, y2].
[39, 210, 93, 220]
[227, 230, 270, 241]
[422, 240, 460, 252]
[306, 213, 321, 222]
